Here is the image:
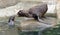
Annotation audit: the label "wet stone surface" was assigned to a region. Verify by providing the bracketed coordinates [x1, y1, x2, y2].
[0, 17, 56, 35]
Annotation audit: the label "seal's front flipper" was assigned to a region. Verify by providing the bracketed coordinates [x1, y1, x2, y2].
[38, 17, 51, 25]
[38, 17, 44, 23]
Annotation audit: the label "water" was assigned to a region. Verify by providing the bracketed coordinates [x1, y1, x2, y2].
[0, 17, 38, 35]
[0, 16, 56, 35]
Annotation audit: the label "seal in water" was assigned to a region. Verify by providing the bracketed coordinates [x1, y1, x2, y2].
[8, 16, 15, 28]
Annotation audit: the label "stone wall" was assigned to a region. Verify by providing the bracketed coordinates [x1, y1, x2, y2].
[0, 0, 56, 8]
[0, 0, 20, 8]
[0, 0, 56, 17]
[56, 0, 60, 19]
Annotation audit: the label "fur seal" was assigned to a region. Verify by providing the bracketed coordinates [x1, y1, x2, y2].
[17, 3, 48, 22]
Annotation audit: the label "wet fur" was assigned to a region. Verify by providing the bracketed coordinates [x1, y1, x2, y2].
[17, 3, 48, 22]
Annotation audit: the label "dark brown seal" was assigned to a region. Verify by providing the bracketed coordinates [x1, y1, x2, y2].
[17, 3, 48, 21]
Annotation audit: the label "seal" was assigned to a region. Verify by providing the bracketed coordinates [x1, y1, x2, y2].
[8, 16, 15, 28]
[17, 3, 48, 22]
